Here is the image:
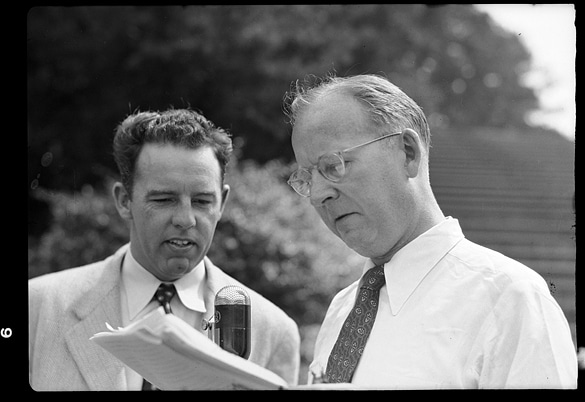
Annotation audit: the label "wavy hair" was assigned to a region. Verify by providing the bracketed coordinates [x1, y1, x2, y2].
[113, 108, 233, 193]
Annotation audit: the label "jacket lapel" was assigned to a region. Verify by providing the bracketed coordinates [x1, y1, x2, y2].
[202, 257, 233, 314]
[65, 246, 128, 390]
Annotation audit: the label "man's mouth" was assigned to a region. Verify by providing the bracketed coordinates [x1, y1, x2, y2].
[335, 212, 354, 222]
[166, 239, 195, 249]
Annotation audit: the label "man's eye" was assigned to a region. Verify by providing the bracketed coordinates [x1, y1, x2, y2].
[193, 199, 212, 205]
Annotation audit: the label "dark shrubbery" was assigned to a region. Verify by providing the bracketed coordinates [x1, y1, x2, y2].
[27, 160, 364, 377]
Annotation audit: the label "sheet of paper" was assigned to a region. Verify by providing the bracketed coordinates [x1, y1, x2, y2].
[91, 307, 288, 390]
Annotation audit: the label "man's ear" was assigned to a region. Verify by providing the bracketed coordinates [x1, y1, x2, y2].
[219, 184, 230, 215]
[400, 128, 422, 178]
[112, 182, 133, 221]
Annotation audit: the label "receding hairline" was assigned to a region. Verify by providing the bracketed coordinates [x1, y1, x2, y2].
[287, 74, 431, 147]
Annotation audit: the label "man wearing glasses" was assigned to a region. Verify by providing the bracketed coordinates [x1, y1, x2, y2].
[284, 74, 577, 389]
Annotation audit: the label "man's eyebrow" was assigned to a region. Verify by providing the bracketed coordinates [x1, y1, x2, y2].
[145, 189, 217, 198]
[193, 191, 217, 199]
[145, 189, 175, 197]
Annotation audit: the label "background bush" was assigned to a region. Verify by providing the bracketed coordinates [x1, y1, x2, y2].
[27, 159, 365, 379]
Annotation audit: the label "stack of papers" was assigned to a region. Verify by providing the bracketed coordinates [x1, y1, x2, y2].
[91, 307, 288, 390]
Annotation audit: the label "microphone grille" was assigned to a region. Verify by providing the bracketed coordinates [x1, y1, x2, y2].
[215, 285, 250, 305]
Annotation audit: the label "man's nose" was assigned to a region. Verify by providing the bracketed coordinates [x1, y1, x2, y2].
[172, 201, 196, 229]
[310, 173, 338, 207]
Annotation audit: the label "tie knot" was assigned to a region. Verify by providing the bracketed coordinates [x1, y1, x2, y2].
[360, 265, 385, 291]
[154, 283, 176, 314]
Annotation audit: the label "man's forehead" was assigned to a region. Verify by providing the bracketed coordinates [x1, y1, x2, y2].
[291, 94, 374, 160]
[135, 143, 221, 178]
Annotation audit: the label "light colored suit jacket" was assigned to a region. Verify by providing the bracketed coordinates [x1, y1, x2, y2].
[29, 244, 301, 390]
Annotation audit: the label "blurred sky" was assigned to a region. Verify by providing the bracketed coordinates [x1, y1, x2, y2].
[475, 4, 576, 141]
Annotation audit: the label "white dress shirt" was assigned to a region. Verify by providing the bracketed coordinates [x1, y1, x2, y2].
[119, 250, 208, 390]
[309, 217, 577, 389]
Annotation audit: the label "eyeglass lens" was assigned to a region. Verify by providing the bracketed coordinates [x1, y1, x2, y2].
[318, 153, 345, 182]
[288, 153, 346, 196]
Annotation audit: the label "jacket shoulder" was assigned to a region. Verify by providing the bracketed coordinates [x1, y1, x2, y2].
[29, 261, 106, 295]
[29, 247, 125, 308]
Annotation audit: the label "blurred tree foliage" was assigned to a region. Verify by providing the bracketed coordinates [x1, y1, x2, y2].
[28, 5, 536, 198]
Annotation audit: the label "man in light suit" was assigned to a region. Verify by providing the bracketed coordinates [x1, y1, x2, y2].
[29, 108, 301, 390]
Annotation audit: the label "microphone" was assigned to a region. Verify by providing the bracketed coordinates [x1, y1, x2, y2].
[212, 285, 251, 359]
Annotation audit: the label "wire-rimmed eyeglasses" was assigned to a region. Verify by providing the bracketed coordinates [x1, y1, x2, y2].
[287, 131, 402, 197]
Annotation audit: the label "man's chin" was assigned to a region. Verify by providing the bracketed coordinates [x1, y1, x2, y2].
[340, 233, 377, 258]
[158, 257, 196, 281]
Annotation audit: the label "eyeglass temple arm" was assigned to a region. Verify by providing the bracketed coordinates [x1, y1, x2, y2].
[341, 131, 402, 153]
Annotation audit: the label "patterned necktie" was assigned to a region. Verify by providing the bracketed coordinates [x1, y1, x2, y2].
[325, 265, 386, 383]
[154, 283, 176, 314]
[142, 283, 177, 390]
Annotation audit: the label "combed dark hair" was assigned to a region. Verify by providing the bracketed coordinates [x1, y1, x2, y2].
[283, 73, 431, 148]
[113, 108, 233, 193]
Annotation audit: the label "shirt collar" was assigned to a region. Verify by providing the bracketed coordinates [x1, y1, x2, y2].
[364, 217, 464, 316]
[122, 250, 207, 320]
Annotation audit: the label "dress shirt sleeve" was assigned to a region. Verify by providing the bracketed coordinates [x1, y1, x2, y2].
[472, 279, 577, 389]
